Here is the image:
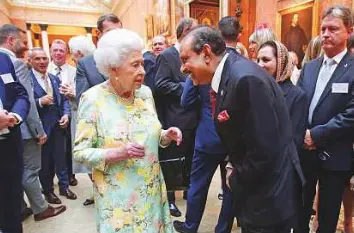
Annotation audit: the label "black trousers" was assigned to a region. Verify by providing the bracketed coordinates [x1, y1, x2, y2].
[299, 167, 351, 233]
[0, 130, 23, 233]
[241, 214, 297, 233]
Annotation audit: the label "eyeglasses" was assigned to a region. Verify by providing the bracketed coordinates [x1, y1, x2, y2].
[318, 150, 331, 161]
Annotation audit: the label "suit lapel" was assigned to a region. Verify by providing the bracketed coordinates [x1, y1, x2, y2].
[214, 55, 234, 120]
[308, 57, 323, 103]
[31, 71, 46, 98]
[316, 53, 352, 108]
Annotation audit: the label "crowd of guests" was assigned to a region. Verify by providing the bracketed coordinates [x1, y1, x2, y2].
[1, 4, 354, 233]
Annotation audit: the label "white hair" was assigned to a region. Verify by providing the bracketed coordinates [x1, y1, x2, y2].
[68, 35, 95, 57]
[94, 29, 143, 77]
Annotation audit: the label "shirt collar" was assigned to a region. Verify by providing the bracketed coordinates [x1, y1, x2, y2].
[0, 47, 16, 58]
[174, 43, 180, 53]
[323, 48, 347, 65]
[32, 68, 47, 79]
[211, 53, 229, 93]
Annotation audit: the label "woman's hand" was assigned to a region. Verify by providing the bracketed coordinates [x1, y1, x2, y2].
[105, 143, 145, 164]
[162, 127, 183, 146]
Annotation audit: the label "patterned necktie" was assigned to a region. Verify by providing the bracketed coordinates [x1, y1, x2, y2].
[56, 66, 62, 79]
[42, 75, 53, 97]
[209, 88, 217, 119]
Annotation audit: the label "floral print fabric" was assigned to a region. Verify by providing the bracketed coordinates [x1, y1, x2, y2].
[73, 82, 174, 233]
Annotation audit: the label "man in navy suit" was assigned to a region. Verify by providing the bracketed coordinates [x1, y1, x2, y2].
[179, 26, 303, 232]
[0, 52, 30, 233]
[143, 35, 168, 93]
[173, 16, 240, 233]
[29, 48, 76, 204]
[297, 6, 354, 233]
[154, 18, 199, 217]
[75, 14, 122, 103]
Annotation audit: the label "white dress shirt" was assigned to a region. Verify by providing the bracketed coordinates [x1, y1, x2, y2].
[211, 53, 229, 93]
[308, 48, 347, 123]
[174, 43, 180, 53]
[48, 62, 76, 88]
[32, 68, 51, 92]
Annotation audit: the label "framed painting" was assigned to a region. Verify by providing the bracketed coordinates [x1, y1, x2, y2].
[153, 0, 171, 36]
[175, 0, 184, 28]
[190, 2, 219, 27]
[278, 1, 319, 63]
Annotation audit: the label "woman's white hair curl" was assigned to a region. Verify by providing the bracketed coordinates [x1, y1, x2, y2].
[94, 29, 143, 77]
[68, 35, 96, 57]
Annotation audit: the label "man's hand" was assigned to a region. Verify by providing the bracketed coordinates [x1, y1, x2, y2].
[0, 110, 13, 130]
[226, 167, 233, 190]
[304, 129, 316, 150]
[37, 134, 47, 145]
[58, 115, 69, 128]
[8, 113, 19, 125]
[40, 95, 54, 106]
[59, 84, 75, 99]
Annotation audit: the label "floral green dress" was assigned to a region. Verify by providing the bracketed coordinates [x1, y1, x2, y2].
[73, 82, 174, 233]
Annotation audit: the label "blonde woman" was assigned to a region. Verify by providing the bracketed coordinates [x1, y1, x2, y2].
[301, 36, 323, 67]
[248, 26, 277, 62]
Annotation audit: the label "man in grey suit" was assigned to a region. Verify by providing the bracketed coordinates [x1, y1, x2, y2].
[0, 24, 66, 221]
[75, 14, 122, 103]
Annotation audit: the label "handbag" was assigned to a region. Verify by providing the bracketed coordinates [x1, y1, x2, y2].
[159, 156, 188, 191]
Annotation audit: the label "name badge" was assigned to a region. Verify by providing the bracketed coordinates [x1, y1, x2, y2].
[332, 83, 349, 93]
[0, 73, 14, 84]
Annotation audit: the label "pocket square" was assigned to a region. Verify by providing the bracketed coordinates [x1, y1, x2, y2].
[217, 110, 230, 122]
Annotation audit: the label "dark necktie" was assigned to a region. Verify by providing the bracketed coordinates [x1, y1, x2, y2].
[56, 66, 62, 79]
[209, 88, 217, 119]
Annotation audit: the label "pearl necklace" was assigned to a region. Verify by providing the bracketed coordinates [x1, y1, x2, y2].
[107, 80, 135, 105]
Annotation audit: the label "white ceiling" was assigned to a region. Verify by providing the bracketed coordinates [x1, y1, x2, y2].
[6, 0, 114, 13]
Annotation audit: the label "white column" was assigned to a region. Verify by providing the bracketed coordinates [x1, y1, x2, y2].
[220, 0, 228, 18]
[25, 23, 33, 49]
[184, 3, 190, 18]
[39, 24, 50, 61]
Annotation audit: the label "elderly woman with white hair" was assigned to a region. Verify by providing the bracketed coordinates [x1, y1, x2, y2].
[68, 35, 95, 64]
[73, 29, 180, 233]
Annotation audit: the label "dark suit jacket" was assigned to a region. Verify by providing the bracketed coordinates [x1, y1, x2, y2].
[31, 71, 70, 137]
[279, 79, 308, 150]
[0, 52, 29, 126]
[154, 46, 198, 130]
[0, 49, 46, 140]
[75, 55, 106, 104]
[215, 52, 304, 227]
[143, 51, 156, 93]
[297, 53, 354, 171]
[181, 78, 227, 155]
